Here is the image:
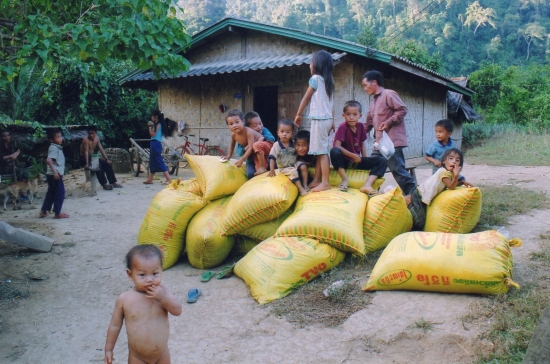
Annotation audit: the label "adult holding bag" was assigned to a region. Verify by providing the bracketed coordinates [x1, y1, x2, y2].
[363, 70, 416, 198]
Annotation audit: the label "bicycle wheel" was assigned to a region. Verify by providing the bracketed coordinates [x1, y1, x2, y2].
[130, 148, 141, 177]
[176, 146, 190, 169]
[163, 146, 179, 175]
[205, 146, 225, 157]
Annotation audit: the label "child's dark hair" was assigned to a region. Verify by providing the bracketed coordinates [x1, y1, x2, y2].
[311, 50, 334, 98]
[295, 130, 310, 144]
[362, 70, 383, 87]
[343, 100, 362, 113]
[244, 111, 260, 127]
[47, 128, 62, 140]
[225, 109, 245, 124]
[125, 244, 164, 270]
[435, 119, 454, 133]
[441, 148, 464, 168]
[150, 109, 172, 138]
[277, 118, 296, 135]
[87, 125, 98, 132]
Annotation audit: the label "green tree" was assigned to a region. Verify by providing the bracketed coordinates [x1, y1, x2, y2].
[0, 0, 191, 90]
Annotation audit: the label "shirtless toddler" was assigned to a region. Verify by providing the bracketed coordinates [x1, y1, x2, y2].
[222, 109, 267, 173]
[104, 245, 182, 364]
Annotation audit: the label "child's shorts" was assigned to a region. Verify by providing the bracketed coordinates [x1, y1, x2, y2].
[278, 167, 300, 182]
[308, 118, 332, 155]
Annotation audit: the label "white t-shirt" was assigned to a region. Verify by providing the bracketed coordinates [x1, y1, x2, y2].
[418, 167, 453, 205]
[308, 75, 333, 120]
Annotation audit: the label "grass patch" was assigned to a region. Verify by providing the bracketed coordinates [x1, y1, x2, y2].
[465, 130, 550, 166]
[472, 185, 548, 231]
[466, 233, 550, 363]
[268, 252, 381, 327]
[409, 317, 438, 332]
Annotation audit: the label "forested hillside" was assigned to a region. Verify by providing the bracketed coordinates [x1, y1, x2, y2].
[178, 0, 550, 75]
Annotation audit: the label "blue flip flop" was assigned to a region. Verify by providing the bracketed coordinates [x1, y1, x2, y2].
[187, 288, 201, 303]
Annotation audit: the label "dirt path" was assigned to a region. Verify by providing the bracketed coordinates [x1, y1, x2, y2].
[1, 163, 549, 364]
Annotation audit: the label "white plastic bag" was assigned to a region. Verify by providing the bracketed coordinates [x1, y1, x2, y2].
[374, 131, 395, 160]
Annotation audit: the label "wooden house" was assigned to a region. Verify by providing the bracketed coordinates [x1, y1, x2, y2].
[120, 17, 473, 161]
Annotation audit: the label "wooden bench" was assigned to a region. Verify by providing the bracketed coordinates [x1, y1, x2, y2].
[385, 166, 417, 185]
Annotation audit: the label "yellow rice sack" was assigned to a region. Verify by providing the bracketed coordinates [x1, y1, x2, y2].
[308, 167, 385, 191]
[186, 196, 235, 269]
[238, 208, 293, 241]
[424, 187, 482, 233]
[363, 186, 412, 254]
[186, 154, 248, 201]
[276, 188, 367, 255]
[175, 177, 202, 196]
[234, 236, 346, 304]
[363, 230, 521, 295]
[138, 188, 205, 270]
[221, 173, 298, 236]
[232, 235, 261, 255]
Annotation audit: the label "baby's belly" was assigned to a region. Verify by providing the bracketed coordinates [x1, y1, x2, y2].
[126, 321, 170, 361]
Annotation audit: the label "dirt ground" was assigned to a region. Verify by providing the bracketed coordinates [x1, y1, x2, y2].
[1, 162, 549, 364]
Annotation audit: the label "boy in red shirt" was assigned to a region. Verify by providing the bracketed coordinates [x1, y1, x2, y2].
[330, 100, 386, 195]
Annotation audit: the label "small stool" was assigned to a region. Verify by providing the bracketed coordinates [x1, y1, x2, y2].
[84, 168, 99, 196]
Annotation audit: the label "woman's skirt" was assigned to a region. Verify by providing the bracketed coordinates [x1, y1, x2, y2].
[149, 140, 168, 173]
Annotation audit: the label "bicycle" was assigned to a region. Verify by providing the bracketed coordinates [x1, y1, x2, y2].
[173, 134, 226, 168]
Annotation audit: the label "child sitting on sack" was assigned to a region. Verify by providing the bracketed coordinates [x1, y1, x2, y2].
[267, 119, 309, 196]
[236, 111, 276, 178]
[408, 148, 474, 230]
[222, 109, 269, 175]
[329, 100, 387, 195]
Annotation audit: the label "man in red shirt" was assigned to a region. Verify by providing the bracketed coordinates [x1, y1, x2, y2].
[363, 70, 416, 197]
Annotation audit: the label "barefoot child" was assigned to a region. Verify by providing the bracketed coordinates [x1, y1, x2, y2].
[222, 109, 267, 174]
[329, 100, 387, 195]
[104, 245, 182, 364]
[294, 130, 315, 192]
[267, 119, 309, 196]
[237, 111, 276, 178]
[408, 148, 474, 230]
[294, 50, 335, 192]
[39, 128, 69, 219]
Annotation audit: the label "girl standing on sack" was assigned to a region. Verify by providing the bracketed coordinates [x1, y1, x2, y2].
[143, 110, 172, 185]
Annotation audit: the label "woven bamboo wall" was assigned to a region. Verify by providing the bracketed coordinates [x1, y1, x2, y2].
[157, 30, 454, 159]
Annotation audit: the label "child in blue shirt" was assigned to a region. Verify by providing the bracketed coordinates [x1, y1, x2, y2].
[425, 119, 457, 173]
[238, 111, 276, 178]
[39, 129, 69, 219]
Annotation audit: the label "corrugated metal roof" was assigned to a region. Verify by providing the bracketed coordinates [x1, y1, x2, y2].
[119, 17, 473, 96]
[125, 52, 346, 82]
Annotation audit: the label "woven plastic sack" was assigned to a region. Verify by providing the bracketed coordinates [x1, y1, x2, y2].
[138, 188, 205, 270]
[232, 235, 261, 255]
[238, 208, 293, 241]
[308, 167, 385, 191]
[363, 186, 412, 254]
[221, 173, 298, 236]
[363, 230, 521, 294]
[276, 188, 367, 255]
[186, 196, 235, 269]
[424, 187, 482, 233]
[176, 177, 202, 196]
[234, 236, 346, 304]
[186, 154, 248, 201]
